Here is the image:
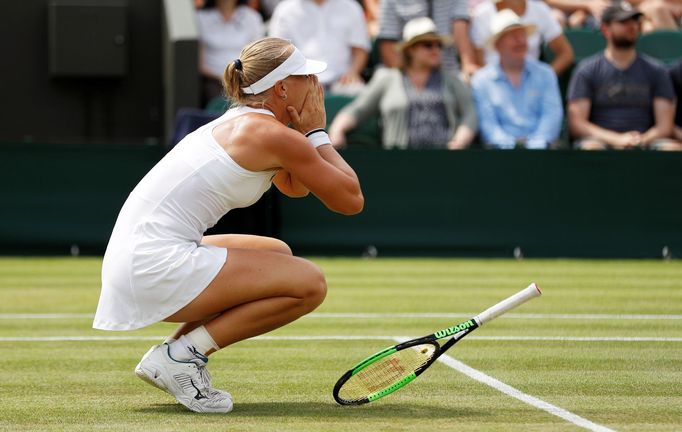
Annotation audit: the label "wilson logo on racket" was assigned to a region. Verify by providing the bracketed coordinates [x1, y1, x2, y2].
[433, 320, 476, 338]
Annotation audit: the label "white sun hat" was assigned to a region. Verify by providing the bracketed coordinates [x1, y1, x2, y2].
[242, 46, 327, 95]
[397, 17, 451, 51]
[487, 9, 537, 48]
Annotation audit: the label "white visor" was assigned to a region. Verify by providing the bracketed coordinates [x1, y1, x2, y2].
[241, 47, 327, 95]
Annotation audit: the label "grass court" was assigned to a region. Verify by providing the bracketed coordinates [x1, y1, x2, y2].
[1, 257, 680, 431]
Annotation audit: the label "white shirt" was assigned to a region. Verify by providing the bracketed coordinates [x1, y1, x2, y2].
[197, 7, 265, 78]
[470, 1, 562, 66]
[269, 0, 370, 85]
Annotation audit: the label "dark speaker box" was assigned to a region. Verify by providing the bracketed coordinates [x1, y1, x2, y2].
[48, 0, 128, 77]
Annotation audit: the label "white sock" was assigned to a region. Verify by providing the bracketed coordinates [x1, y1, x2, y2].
[167, 326, 219, 361]
[186, 325, 220, 355]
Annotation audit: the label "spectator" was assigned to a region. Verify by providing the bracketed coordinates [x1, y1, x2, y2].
[376, 0, 480, 80]
[671, 60, 682, 143]
[268, 0, 370, 92]
[258, 0, 282, 19]
[469, 0, 489, 13]
[471, 9, 563, 149]
[330, 17, 478, 149]
[196, 0, 265, 106]
[567, 2, 679, 150]
[470, 0, 574, 75]
[631, 0, 682, 32]
[363, 0, 381, 37]
[544, 0, 682, 32]
[543, 0, 612, 28]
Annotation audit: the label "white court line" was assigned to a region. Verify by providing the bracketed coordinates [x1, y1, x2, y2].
[0, 335, 680, 342]
[395, 337, 616, 432]
[1, 312, 682, 320]
[437, 353, 616, 432]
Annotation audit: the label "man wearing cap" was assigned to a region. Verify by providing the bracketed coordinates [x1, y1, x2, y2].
[376, 0, 479, 80]
[567, 2, 679, 150]
[471, 9, 563, 149]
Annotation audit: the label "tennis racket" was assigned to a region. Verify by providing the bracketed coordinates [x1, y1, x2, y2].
[333, 283, 542, 405]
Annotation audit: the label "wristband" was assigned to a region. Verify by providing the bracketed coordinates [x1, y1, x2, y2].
[305, 128, 331, 148]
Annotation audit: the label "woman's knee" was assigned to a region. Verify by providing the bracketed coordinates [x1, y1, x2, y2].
[299, 261, 327, 311]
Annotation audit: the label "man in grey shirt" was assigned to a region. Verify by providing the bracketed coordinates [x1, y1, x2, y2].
[567, 2, 678, 150]
[377, 0, 479, 80]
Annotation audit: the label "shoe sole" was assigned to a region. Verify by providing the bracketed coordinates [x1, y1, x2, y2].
[175, 395, 234, 413]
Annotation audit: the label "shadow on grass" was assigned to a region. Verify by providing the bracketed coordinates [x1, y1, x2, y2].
[136, 402, 488, 419]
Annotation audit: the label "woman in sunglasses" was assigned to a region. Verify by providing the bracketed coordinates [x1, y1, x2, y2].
[330, 17, 478, 150]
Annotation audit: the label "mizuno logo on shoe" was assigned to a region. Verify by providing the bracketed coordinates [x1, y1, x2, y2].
[190, 379, 207, 400]
[189, 346, 209, 363]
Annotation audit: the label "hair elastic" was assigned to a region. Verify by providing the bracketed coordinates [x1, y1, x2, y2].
[233, 59, 243, 71]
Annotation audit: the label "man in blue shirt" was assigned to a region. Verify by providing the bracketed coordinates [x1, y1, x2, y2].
[471, 9, 563, 149]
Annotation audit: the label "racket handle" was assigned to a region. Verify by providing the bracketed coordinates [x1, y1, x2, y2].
[474, 283, 541, 326]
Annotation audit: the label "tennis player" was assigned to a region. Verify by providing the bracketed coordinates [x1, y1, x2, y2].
[92, 37, 364, 413]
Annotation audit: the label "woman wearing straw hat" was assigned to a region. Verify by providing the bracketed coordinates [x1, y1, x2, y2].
[329, 17, 477, 150]
[93, 37, 364, 413]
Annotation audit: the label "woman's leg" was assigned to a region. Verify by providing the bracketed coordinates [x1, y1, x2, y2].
[164, 234, 326, 352]
[135, 234, 317, 413]
[165, 234, 293, 341]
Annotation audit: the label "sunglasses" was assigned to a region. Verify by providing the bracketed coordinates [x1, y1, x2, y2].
[415, 41, 443, 50]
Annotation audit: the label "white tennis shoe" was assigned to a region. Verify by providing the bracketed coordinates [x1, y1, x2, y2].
[134, 344, 233, 413]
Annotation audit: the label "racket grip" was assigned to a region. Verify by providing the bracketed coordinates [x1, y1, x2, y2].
[474, 283, 541, 326]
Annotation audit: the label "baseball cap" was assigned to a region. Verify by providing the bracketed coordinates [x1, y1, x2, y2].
[601, 2, 643, 23]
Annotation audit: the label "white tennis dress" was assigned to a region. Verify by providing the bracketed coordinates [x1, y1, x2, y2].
[93, 106, 276, 331]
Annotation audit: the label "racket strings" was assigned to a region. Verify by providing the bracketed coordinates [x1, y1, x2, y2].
[337, 344, 436, 403]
